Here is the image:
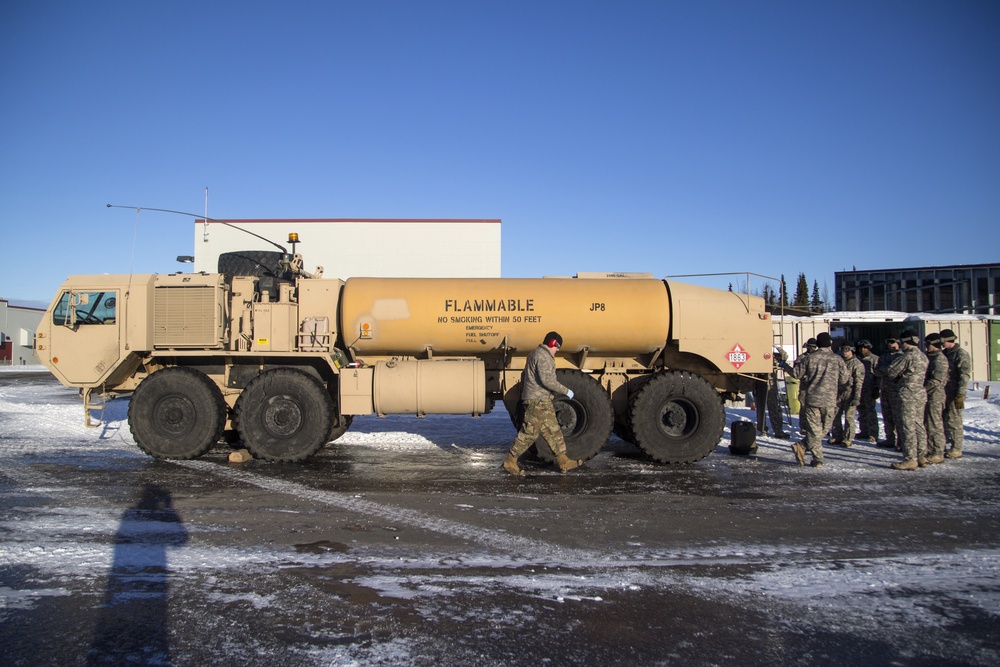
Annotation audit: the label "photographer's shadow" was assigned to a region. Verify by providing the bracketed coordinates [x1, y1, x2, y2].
[87, 483, 188, 665]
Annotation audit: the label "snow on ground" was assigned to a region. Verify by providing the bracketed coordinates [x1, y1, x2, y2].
[2, 366, 1000, 664]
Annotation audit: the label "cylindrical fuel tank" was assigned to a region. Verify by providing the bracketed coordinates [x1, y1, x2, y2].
[340, 277, 671, 357]
[374, 359, 486, 415]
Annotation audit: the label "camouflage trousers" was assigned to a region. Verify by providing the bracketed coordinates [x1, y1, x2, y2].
[800, 405, 835, 463]
[944, 400, 965, 453]
[880, 388, 897, 445]
[508, 399, 567, 459]
[831, 402, 858, 444]
[924, 389, 947, 458]
[893, 390, 927, 461]
[754, 378, 783, 433]
[857, 393, 879, 440]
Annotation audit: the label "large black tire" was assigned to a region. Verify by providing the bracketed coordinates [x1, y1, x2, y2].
[324, 376, 353, 443]
[327, 414, 353, 443]
[612, 375, 653, 445]
[235, 368, 334, 462]
[217, 250, 287, 277]
[613, 420, 637, 445]
[520, 369, 613, 462]
[628, 370, 725, 464]
[128, 367, 226, 459]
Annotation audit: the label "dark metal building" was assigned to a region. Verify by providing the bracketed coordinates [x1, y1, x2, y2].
[835, 263, 1000, 315]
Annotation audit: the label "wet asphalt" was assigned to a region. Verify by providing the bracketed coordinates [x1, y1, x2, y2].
[1, 371, 999, 666]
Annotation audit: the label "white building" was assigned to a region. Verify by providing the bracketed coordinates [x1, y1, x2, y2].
[192, 218, 502, 279]
[0, 299, 43, 365]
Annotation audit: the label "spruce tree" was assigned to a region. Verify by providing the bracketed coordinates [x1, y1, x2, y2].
[810, 280, 823, 313]
[763, 284, 776, 306]
[793, 273, 809, 309]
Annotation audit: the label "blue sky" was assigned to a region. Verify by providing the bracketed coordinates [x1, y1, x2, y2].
[2, 1, 998, 304]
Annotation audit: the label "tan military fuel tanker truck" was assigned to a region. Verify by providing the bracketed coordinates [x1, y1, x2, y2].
[35, 245, 774, 465]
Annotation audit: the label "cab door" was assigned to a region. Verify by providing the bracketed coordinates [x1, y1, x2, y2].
[42, 289, 122, 387]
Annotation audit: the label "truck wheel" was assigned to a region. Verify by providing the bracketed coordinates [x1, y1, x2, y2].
[325, 377, 353, 443]
[612, 375, 652, 445]
[235, 368, 333, 462]
[328, 414, 354, 443]
[629, 370, 724, 464]
[530, 369, 613, 462]
[128, 367, 226, 459]
[613, 420, 637, 445]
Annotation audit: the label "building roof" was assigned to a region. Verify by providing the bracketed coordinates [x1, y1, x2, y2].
[835, 262, 1000, 275]
[195, 218, 501, 225]
[0, 298, 46, 311]
[774, 310, 999, 323]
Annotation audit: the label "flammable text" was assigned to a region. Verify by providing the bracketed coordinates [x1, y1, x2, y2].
[444, 299, 535, 313]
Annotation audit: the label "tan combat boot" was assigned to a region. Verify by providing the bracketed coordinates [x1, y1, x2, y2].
[554, 453, 583, 472]
[891, 458, 919, 471]
[945, 449, 963, 459]
[502, 453, 525, 476]
[791, 442, 806, 466]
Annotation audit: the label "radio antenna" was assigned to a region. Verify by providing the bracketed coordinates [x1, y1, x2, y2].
[203, 187, 210, 243]
[106, 203, 287, 253]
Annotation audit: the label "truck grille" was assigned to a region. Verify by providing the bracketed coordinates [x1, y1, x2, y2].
[154, 286, 223, 348]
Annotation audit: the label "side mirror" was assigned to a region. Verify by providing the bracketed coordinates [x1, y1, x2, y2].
[64, 292, 90, 328]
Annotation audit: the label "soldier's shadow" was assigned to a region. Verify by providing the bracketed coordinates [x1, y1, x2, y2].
[87, 483, 188, 665]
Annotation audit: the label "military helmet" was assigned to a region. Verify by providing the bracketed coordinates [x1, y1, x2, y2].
[856, 339, 872, 350]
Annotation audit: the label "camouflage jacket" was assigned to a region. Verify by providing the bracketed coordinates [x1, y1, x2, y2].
[944, 344, 972, 400]
[797, 348, 848, 409]
[791, 351, 811, 379]
[841, 356, 865, 406]
[520, 345, 570, 402]
[924, 349, 949, 402]
[875, 350, 902, 394]
[887, 346, 929, 399]
[858, 351, 878, 397]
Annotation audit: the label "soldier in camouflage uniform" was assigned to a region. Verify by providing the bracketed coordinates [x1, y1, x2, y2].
[888, 330, 929, 470]
[503, 332, 583, 475]
[755, 352, 788, 438]
[855, 340, 879, 443]
[940, 328, 972, 459]
[785, 332, 847, 468]
[875, 338, 902, 450]
[922, 333, 949, 464]
[830, 343, 864, 447]
[788, 338, 817, 408]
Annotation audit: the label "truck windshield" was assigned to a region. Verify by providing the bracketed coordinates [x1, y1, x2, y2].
[53, 291, 117, 326]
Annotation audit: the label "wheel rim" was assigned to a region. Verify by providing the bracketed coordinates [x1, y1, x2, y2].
[657, 398, 699, 439]
[262, 395, 304, 438]
[153, 395, 196, 437]
[555, 398, 588, 438]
